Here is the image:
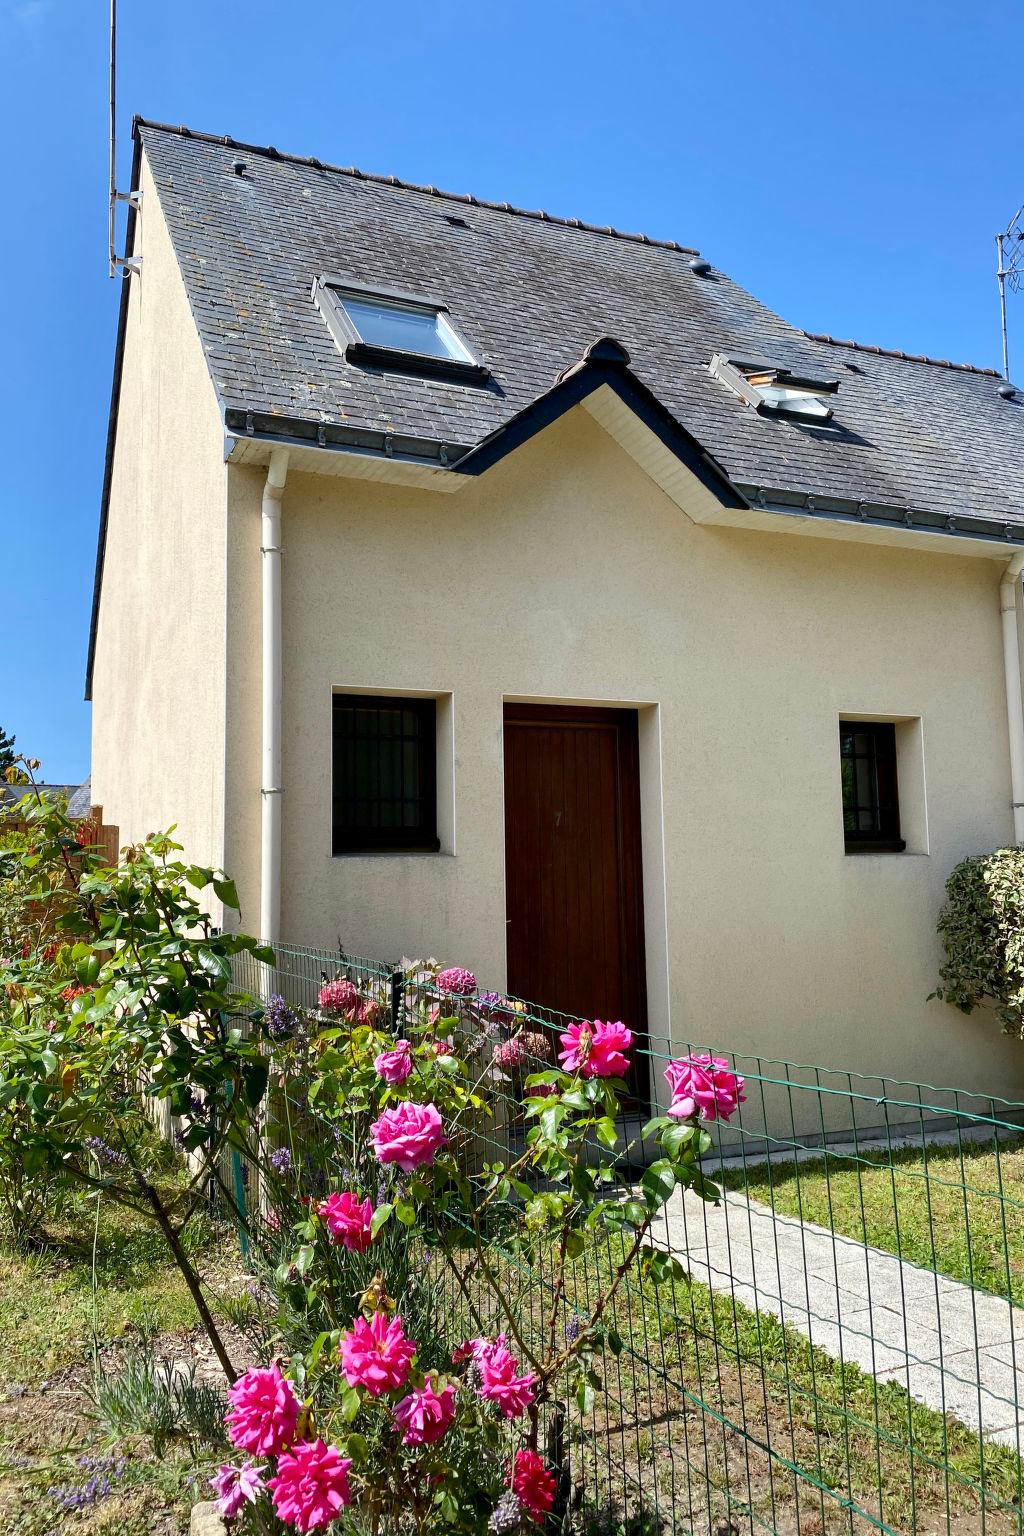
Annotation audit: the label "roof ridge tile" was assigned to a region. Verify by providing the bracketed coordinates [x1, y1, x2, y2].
[134, 117, 700, 256]
[803, 330, 999, 377]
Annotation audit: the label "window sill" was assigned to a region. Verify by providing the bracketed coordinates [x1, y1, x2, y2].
[332, 849, 453, 860]
[345, 341, 491, 386]
[844, 840, 908, 856]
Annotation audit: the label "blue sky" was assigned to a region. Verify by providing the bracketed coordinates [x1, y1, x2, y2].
[2, 0, 1023, 782]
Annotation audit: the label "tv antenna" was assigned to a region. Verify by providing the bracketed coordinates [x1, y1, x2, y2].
[108, 0, 140, 278]
[996, 206, 1024, 380]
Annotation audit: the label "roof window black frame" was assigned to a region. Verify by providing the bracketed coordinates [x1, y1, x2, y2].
[313, 275, 490, 385]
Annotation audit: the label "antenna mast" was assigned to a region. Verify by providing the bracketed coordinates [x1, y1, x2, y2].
[108, 0, 139, 278]
[997, 205, 1024, 380]
[108, 0, 117, 277]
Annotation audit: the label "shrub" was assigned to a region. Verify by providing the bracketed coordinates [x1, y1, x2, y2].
[0, 757, 272, 1375]
[933, 847, 1024, 1035]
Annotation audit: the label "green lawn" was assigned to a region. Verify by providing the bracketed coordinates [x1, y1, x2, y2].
[459, 1215, 1024, 1535]
[731, 1135, 1024, 1306]
[0, 1192, 241, 1535]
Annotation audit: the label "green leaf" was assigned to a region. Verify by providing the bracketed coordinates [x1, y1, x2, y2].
[564, 1228, 586, 1260]
[243, 1060, 268, 1109]
[594, 1116, 619, 1150]
[370, 1203, 393, 1238]
[307, 1331, 330, 1369]
[345, 1431, 368, 1464]
[642, 1246, 689, 1287]
[641, 1159, 676, 1210]
[395, 1198, 416, 1227]
[659, 1121, 698, 1159]
[575, 1374, 595, 1416]
[341, 1386, 362, 1423]
[213, 877, 240, 910]
[607, 1328, 623, 1356]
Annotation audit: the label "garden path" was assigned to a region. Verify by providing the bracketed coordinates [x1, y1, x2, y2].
[655, 1186, 1024, 1451]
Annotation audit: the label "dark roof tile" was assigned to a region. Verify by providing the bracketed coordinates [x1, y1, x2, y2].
[137, 119, 1024, 528]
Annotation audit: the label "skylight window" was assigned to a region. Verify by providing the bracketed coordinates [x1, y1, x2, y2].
[709, 354, 839, 422]
[312, 276, 489, 384]
[340, 294, 473, 363]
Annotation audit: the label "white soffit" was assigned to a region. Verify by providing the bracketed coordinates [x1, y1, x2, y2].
[581, 384, 711, 523]
[226, 434, 465, 492]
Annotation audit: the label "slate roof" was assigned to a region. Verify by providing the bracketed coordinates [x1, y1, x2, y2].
[135, 119, 1024, 538]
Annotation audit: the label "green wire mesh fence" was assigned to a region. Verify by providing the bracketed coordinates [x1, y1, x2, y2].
[229, 940, 1024, 1536]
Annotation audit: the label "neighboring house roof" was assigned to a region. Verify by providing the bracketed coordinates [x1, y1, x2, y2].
[86, 116, 1024, 694]
[66, 777, 92, 819]
[0, 781, 81, 811]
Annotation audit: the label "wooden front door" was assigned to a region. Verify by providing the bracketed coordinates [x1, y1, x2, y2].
[503, 704, 648, 1093]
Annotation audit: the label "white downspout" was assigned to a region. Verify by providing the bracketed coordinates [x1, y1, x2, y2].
[260, 448, 290, 947]
[1000, 550, 1024, 845]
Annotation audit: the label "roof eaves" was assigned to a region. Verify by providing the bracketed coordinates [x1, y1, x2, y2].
[453, 336, 748, 511]
[735, 482, 1024, 548]
[222, 407, 473, 468]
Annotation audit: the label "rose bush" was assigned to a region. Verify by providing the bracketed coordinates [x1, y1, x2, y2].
[214, 954, 745, 1533]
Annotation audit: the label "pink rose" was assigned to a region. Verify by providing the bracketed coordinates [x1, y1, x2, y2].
[664, 1052, 745, 1123]
[370, 1101, 446, 1172]
[210, 1461, 265, 1520]
[374, 1039, 413, 1085]
[267, 1439, 351, 1532]
[225, 1363, 301, 1457]
[472, 1337, 536, 1419]
[339, 1311, 416, 1395]
[511, 1448, 557, 1524]
[436, 966, 477, 996]
[319, 1191, 374, 1252]
[318, 978, 358, 1014]
[392, 1379, 457, 1445]
[558, 1019, 633, 1079]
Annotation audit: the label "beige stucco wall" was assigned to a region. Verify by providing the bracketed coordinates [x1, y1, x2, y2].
[223, 407, 1024, 1110]
[91, 153, 228, 887]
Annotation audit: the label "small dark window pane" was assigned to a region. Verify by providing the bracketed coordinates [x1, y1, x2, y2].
[839, 721, 905, 854]
[333, 695, 439, 854]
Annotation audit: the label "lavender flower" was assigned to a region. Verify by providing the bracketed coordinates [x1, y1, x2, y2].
[489, 1490, 523, 1534]
[84, 1136, 126, 1167]
[48, 1456, 125, 1511]
[465, 1358, 484, 1394]
[564, 1315, 582, 1344]
[270, 1146, 292, 1175]
[265, 994, 298, 1038]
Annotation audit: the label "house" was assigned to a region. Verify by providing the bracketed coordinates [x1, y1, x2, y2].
[0, 781, 86, 813]
[88, 118, 1024, 1110]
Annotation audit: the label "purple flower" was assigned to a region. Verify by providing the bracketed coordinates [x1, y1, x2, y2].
[84, 1136, 126, 1167]
[270, 1147, 292, 1175]
[564, 1316, 582, 1344]
[211, 1461, 267, 1520]
[265, 994, 298, 1039]
[48, 1455, 125, 1511]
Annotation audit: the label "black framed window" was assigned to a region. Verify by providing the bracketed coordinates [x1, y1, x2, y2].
[332, 695, 439, 854]
[839, 722, 905, 854]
